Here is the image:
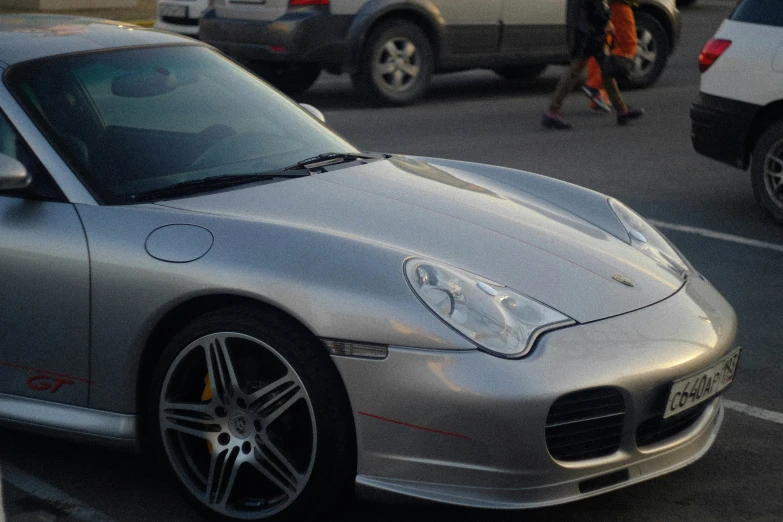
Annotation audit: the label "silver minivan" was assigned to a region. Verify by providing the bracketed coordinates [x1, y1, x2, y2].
[200, 0, 681, 106]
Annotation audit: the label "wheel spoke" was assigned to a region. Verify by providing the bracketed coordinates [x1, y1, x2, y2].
[392, 69, 405, 88]
[767, 154, 783, 169]
[376, 61, 396, 75]
[247, 373, 298, 407]
[384, 40, 398, 57]
[400, 63, 419, 78]
[640, 31, 652, 46]
[204, 336, 239, 404]
[262, 438, 302, 487]
[634, 56, 644, 69]
[638, 49, 657, 63]
[161, 401, 219, 440]
[250, 443, 302, 495]
[252, 381, 304, 426]
[206, 447, 241, 507]
[264, 388, 303, 425]
[402, 41, 416, 58]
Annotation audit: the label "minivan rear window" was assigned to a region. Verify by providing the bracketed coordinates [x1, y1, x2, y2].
[731, 0, 783, 27]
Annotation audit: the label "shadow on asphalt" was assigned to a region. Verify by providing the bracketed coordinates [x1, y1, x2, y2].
[293, 72, 560, 111]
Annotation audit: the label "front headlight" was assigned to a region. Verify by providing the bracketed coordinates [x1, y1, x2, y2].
[609, 199, 690, 277]
[404, 259, 574, 358]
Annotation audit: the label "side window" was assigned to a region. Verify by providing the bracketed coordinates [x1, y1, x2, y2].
[0, 112, 63, 201]
[731, 0, 783, 27]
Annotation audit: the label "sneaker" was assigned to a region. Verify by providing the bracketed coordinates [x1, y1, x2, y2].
[617, 107, 645, 126]
[541, 112, 574, 130]
[582, 86, 611, 113]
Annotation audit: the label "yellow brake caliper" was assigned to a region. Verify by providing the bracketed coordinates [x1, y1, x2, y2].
[203, 375, 213, 454]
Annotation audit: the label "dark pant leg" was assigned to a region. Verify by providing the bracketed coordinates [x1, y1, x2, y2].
[603, 76, 628, 113]
[548, 56, 588, 114]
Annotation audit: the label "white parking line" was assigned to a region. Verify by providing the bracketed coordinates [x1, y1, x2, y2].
[649, 220, 783, 253]
[724, 400, 783, 425]
[0, 462, 117, 522]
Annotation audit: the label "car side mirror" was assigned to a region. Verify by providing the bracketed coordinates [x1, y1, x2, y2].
[300, 103, 326, 123]
[0, 153, 31, 191]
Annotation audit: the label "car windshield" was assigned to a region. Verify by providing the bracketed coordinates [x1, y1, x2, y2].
[4, 45, 358, 204]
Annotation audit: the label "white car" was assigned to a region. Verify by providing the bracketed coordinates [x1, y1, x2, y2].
[691, 0, 783, 224]
[154, 0, 209, 37]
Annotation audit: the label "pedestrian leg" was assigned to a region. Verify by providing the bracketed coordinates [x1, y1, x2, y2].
[548, 56, 588, 114]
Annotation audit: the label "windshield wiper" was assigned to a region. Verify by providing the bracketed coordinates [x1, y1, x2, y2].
[284, 152, 384, 171]
[129, 172, 309, 202]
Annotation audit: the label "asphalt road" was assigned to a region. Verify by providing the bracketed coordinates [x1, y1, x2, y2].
[2, 1, 782, 521]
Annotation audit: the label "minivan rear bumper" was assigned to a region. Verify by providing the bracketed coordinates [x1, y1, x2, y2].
[200, 7, 352, 65]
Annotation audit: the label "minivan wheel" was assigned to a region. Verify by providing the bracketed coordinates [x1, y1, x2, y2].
[250, 62, 322, 95]
[149, 306, 354, 521]
[352, 20, 433, 106]
[618, 12, 669, 89]
[751, 121, 783, 225]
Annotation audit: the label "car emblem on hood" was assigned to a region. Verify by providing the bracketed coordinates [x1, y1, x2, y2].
[612, 273, 635, 287]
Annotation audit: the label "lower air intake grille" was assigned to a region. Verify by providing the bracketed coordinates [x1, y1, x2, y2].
[546, 387, 625, 462]
[636, 400, 711, 447]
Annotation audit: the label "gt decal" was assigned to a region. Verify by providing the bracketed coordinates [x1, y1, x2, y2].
[0, 360, 93, 394]
[27, 375, 75, 393]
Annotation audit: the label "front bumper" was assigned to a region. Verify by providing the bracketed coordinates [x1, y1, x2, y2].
[332, 275, 737, 508]
[200, 7, 352, 65]
[691, 92, 761, 170]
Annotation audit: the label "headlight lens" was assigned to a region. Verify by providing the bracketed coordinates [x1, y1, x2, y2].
[609, 199, 690, 277]
[404, 259, 574, 358]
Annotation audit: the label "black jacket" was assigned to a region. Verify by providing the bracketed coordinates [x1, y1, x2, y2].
[566, 0, 611, 58]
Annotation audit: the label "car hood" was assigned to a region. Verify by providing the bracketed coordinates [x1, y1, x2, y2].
[157, 156, 684, 323]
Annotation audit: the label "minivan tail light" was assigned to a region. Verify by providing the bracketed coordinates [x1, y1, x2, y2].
[699, 39, 731, 73]
[289, 0, 329, 5]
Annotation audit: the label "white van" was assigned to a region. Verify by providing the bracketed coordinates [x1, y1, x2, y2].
[200, 0, 681, 106]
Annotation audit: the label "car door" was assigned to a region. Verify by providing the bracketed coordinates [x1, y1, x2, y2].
[501, 0, 569, 58]
[0, 112, 91, 407]
[432, 0, 503, 55]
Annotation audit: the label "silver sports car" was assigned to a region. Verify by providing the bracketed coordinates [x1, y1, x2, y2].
[0, 15, 739, 522]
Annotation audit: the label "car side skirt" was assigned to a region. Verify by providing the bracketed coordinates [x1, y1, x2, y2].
[0, 393, 137, 448]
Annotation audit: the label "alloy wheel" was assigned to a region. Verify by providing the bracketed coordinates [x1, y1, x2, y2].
[763, 140, 783, 210]
[373, 37, 421, 92]
[631, 28, 658, 81]
[158, 332, 316, 519]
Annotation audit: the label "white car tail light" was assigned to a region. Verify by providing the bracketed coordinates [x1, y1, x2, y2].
[699, 39, 732, 73]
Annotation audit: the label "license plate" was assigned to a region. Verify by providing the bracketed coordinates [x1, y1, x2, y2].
[160, 4, 188, 18]
[664, 347, 741, 418]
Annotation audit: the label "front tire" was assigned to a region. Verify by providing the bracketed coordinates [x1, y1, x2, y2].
[751, 121, 783, 225]
[351, 20, 434, 106]
[619, 12, 669, 89]
[149, 306, 354, 521]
